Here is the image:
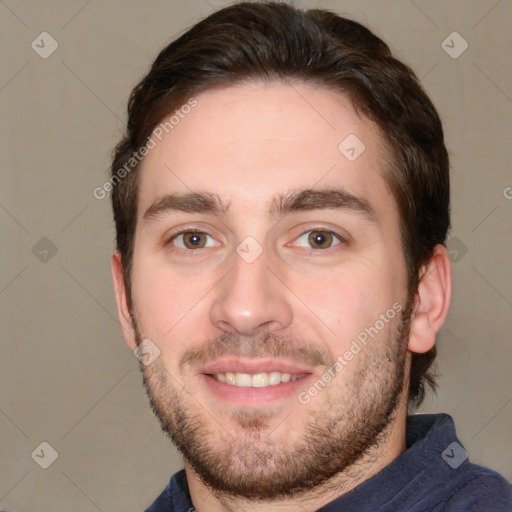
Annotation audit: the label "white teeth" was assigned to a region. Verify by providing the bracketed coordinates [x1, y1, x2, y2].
[213, 371, 304, 387]
[252, 373, 268, 387]
[235, 373, 252, 387]
[268, 371, 282, 386]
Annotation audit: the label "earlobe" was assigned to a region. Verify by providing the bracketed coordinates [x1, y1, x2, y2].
[408, 244, 452, 354]
[111, 250, 138, 351]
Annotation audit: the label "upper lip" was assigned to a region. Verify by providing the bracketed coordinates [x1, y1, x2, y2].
[198, 357, 315, 376]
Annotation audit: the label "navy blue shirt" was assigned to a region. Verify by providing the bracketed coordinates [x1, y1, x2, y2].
[144, 414, 511, 511]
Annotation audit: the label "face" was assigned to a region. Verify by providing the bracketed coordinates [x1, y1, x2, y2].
[122, 82, 414, 498]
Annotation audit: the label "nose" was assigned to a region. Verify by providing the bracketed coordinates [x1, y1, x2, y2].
[209, 251, 293, 337]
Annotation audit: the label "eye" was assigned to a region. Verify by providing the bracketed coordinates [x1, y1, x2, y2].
[295, 230, 342, 250]
[171, 231, 217, 250]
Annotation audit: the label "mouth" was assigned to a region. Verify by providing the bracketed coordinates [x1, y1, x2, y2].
[198, 357, 315, 405]
[210, 371, 308, 387]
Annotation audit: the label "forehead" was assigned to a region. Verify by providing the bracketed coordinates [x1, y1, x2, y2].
[137, 81, 396, 219]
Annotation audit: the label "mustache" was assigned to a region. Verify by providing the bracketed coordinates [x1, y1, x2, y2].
[179, 332, 335, 372]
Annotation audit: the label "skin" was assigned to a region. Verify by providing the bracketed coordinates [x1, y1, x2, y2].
[112, 81, 451, 512]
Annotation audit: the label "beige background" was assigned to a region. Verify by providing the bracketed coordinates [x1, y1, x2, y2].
[1, 0, 511, 510]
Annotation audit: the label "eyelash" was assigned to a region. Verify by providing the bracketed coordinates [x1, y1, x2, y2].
[165, 229, 217, 251]
[293, 230, 344, 251]
[165, 227, 346, 253]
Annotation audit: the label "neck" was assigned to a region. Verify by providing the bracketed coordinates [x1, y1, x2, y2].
[185, 402, 408, 512]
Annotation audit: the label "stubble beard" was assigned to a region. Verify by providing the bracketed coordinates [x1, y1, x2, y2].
[136, 296, 413, 500]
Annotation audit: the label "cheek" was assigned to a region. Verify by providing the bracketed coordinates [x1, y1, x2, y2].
[291, 260, 403, 345]
[130, 255, 217, 343]
[131, 258, 182, 334]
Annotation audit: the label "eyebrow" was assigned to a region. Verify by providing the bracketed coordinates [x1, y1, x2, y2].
[143, 189, 377, 222]
[143, 192, 229, 221]
[270, 189, 377, 221]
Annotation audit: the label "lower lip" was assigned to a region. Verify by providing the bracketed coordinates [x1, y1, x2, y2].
[200, 374, 314, 406]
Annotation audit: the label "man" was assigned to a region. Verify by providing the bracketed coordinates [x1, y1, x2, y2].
[110, 2, 511, 511]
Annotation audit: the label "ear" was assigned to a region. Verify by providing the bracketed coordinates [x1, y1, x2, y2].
[408, 244, 452, 354]
[111, 250, 138, 351]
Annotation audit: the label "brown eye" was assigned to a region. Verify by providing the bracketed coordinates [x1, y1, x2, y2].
[307, 231, 334, 249]
[295, 230, 342, 250]
[173, 231, 213, 249]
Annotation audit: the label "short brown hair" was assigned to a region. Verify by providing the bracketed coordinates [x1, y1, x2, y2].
[110, 1, 450, 407]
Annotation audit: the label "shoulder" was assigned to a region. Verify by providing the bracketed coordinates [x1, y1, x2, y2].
[405, 414, 511, 511]
[440, 464, 512, 511]
[144, 469, 193, 512]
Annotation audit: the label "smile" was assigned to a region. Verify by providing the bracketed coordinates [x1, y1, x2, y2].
[211, 371, 309, 388]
